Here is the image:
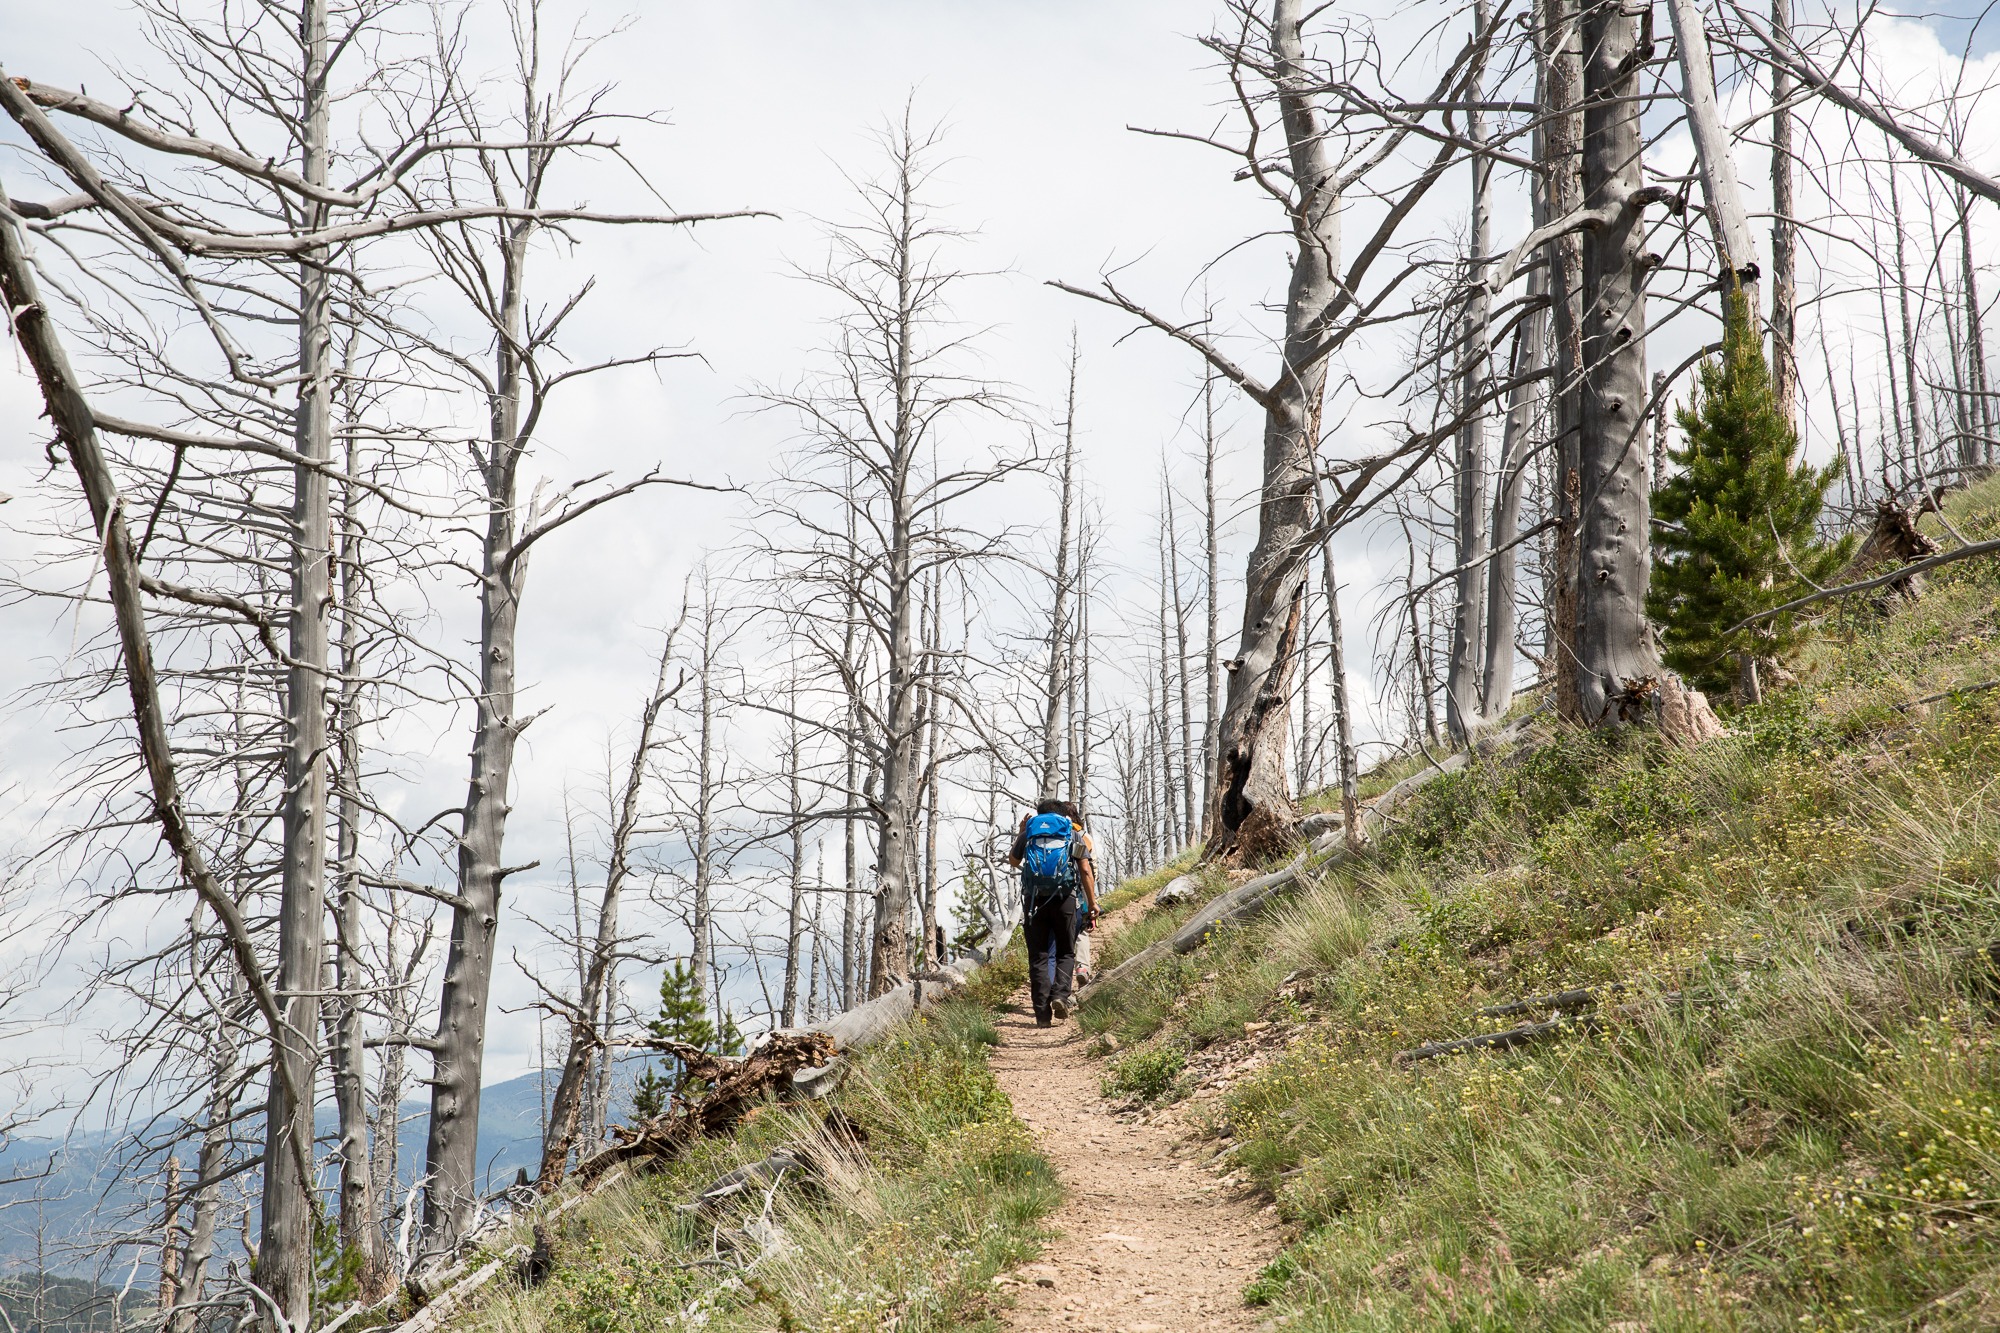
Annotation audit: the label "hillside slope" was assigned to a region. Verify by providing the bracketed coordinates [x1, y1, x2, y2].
[1075, 476, 2000, 1331]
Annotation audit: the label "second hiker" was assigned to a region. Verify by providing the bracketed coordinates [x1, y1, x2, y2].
[1008, 798, 1097, 1026]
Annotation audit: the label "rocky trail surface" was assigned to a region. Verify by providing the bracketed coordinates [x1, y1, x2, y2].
[988, 903, 1280, 1332]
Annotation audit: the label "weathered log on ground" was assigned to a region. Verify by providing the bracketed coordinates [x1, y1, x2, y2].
[1078, 715, 1549, 1004]
[1474, 986, 1622, 1020]
[1396, 991, 1692, 1065]
[574, 1030, 838, 1185]
[1395, 1013, 1603, 1065]
[767, 964, 970, 1099]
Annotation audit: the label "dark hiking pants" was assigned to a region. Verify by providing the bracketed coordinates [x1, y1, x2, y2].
[1023, 894, 1077, 1021]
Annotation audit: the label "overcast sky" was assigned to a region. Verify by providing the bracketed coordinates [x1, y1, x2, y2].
[3, 0, 1996, 1114]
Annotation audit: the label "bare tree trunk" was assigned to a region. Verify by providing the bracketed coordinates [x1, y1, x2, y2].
[871, 483, 919, 993]
[781, 681, 808, 1023]
[538, 631, 680, 1188]
[1155, 527, 1184, 851]
[1957, 187, 1994, 465]
[1208, 0, 1334, 863]
[1574, 0, 1666, 723]
[1041, 345, 1078, 798]
[1668, 0, 1763, 303]
[693, 596, 720, 1013]
[261, 0, 335, 1311]
[1888, 164, 1924, 467]
[1543, 0, 1586, 724]
[1309, 474, 1361, 849]
[1448, 2, 1494, 743]
[1770, 0, 1799, 424]
[1296, 559, 1316, 793]
[1482, 255, 1548, 719]
[1201, 377, 1222, 833]
[920, 655, 942, 970]
[422, 205, 534, 1253]
[329, 417, 379, 1290]
[1163, 472, 1198, 829]
[841, 562, 862, 1010]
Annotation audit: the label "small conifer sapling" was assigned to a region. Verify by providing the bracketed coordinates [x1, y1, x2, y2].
[1649, 295, 1852, 703]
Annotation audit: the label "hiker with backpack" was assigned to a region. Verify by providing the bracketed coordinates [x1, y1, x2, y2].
[1008, 799, 1097, 1026]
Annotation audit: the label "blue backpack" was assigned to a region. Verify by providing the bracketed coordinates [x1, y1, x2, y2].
[1020, 813, 1077, 907]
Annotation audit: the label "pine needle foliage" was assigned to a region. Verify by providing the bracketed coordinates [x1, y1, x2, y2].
[1648, 295, 1851, 697]
[630, 959, 743, 1118]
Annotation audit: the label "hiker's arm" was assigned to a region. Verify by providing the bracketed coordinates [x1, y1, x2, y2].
[1080, 837, 1098, 914]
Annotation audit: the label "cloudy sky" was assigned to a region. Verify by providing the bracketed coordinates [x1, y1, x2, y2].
[2, 0, 1995, 1112]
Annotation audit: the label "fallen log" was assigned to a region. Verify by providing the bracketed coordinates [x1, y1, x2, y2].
[1076, 713, 1547, 1004]
[1394, 1013, 1602, 1065]
[1474, 986, 1622, 1019]
[574, 1030, 838, 1185]
[1396, 991, 1692, 1066]
[764, 964, 971, 1098]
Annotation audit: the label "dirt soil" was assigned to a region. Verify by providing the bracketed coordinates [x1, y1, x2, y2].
[989, 903, 1281, 1332]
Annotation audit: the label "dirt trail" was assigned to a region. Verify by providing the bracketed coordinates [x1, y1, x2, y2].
[989, 910, 1280, 1332]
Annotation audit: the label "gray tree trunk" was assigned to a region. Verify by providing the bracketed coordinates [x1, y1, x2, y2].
[781, 681, 808, 1024]
[1668, 0, 1763, 301]
[1448, 4, 1494, 743]
[1574, 0, 1666, 722]
[1770, 0, 1799, 424]
[1041, 344, 1078, 799]
[1208, 0, 1335, 863]
[259, 0, 334, 1312]
[1201, 377, 1222, 833]
[1956, 188, 1994, 464]
[538, 632, 679, 1188]
[329, 418, 380, 1290]
[1542, 0, 1587, 724]
[422, 204, 532, 1254]
[1482, 258, 1548, 719]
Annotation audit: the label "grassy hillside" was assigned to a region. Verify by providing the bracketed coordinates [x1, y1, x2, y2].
[448, 1002, 1054, 1333]
[1078, 476, 2000, 1331]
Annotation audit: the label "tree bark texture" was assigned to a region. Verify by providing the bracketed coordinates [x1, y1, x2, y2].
[1537, 0, 1587, 724]
[423, 213, 532, 1254]
[1448, 3, 1494, 743]
[260, 0, 335, 1314]
[1667, 0, 1762, 298]
[1770, 0, 1799, 425]
[1208, 0, 1336, 863]
[1574, 0, 1665, 723]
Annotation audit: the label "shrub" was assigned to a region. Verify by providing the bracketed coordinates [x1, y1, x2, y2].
[1102, 1044, 1187, 1102]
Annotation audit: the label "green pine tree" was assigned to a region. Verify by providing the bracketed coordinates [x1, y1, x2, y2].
[1648, 294, 1852, 702]
[629, 959, 740, 1119]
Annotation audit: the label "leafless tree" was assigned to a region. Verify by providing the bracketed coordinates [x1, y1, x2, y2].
[1058, 0, 1505, 859]
[755, 109, 1029, 996]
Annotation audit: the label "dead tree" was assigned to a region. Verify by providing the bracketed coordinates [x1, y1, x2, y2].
[1056, 0, 1487, 860]
[757, 109, 1025, 995]
[1572, 0, 1671, 723]
[399, 11, 748, 1254]
[1447, 0, 1496, 743]
[537, 626, 686, 1190]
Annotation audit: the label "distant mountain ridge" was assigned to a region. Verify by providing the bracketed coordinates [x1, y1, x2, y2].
[0, 1062, 642, 1278]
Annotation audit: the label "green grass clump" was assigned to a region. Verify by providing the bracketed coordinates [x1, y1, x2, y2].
[460, 998, 1056, 1333]
[1102, 1043, 1188, 1103]
[1083, 477, 2000, 1331]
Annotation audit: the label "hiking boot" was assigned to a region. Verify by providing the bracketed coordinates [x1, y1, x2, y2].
[1051, 997, 1070, 1021]
[1035, 1013, 1053, 1028]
